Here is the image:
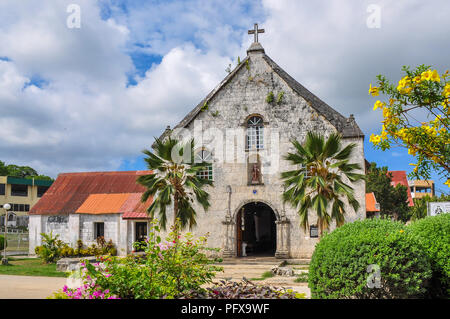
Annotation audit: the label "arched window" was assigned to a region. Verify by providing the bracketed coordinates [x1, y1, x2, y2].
[246, 116, 264, 150]
[194, 149, 213, 180]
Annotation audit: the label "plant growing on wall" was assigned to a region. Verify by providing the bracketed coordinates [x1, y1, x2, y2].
[137, 137, 213, 231]
[277, 91, 285, 104]
[281, 132, 364, 237]
[266, 91, 274, 104]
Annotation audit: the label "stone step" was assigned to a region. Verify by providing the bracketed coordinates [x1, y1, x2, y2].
[219, 258, 310, 266]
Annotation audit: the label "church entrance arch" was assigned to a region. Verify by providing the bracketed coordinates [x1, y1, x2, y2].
[236, 202, 277, 257]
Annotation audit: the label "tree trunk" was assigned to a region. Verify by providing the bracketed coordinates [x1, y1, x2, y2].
[173, 192, 179, 236]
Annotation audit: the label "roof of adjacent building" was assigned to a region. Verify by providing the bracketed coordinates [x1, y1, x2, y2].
[365, 192, 380, 212]
[158, 42, 364, 142]
[388, 170, 414, 206]
[29, 171, 152, 218]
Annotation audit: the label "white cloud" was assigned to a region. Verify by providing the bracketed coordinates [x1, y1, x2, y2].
[0, 0, 449, 179]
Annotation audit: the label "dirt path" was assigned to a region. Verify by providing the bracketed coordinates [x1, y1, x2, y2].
[0, 275, 67, 299]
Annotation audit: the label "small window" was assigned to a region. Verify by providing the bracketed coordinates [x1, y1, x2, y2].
[94, 222, 105, 239]
[37, 186, 49, 197]
[0, 184, 5, 195]
[11, 184, 28, 197]
[25, 204, 30, 212]
[195, 149, 213, 181]
[310, 225, 319, 238]
[246, 116, 264, 150]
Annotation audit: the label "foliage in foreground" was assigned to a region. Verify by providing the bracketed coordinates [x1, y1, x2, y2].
[51, 221, 222, 299]
[179, 280, 305, 299]
[407, 214, 450, 297]
[309, 218, 432, 299]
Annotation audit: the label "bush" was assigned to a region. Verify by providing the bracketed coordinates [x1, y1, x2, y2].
[59, 221, 222, 299]
[35, 236, 117, 262]
[36, 232, 64, 263]
[180, 280, 305, 299]
[408, 214, 450, 297]
[0, 235, 6, 251]
[309, 218, 432, 299]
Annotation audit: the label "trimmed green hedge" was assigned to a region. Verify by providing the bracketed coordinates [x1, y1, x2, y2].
[309, 218, 432, 299]
[0, 235, 6, 251]
[408, 214, 450, 297]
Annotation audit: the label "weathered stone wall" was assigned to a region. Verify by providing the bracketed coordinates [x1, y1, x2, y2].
[166, 48, 365, 258]
[79, 214, 120, 247]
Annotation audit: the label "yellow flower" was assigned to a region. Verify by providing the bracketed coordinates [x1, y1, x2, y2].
[445, 179, 450, 188]
[412, 75, 421, 83]
[431, 70, 440, 82]
[373, 100, 385, 110]
[389, 98, 396, 106]
[369, 134, 381, 145]
[399, 229, 404, 233]
[368, 84, 379, 96]
[421, 70, 432, 81]
[443, 83, 450, 98]
[403, 87, 413, 94]
[382, 107, 391, 118]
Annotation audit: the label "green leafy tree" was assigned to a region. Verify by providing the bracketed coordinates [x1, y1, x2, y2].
[366, 162, 410, 222]
[137, 137, 213, 231]
[0, 160, 53, 181]
[281, 132, 364, 236]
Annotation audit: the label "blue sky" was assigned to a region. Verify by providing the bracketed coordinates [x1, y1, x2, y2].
[0, 0, 448, 195]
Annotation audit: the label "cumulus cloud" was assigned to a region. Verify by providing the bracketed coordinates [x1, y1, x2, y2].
[0, 0, 449, 180]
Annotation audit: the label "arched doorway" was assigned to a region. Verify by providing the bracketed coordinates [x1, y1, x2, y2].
[236, 202, 277, 257]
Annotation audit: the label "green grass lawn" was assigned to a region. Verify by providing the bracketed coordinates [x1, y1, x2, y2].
[0, 257, 68, 278]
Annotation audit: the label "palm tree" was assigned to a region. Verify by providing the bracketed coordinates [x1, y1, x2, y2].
[137, 137, 213, 231]
[281, 132, 364, 237]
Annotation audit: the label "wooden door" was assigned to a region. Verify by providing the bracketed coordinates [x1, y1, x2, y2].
[236, 208, 243, 257]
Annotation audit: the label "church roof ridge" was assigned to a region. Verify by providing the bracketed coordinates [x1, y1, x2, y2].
[261, 54, 364, 138]
[158, 50, 364, 142]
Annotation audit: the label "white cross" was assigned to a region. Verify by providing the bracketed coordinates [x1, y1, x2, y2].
[248, 23, 265, 43]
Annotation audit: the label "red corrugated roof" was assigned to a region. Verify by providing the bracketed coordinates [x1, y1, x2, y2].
[29, 171, 153, 217]
[388, 170, 414, 207]
[365, 192, 380, 212]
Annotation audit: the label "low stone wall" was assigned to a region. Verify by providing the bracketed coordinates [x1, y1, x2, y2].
[56, 256, 98, 272]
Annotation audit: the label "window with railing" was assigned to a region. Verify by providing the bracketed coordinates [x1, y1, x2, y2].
[246, 116, 264, 150]
[195, 149, 213, 180]
[0, 184, 5, 196]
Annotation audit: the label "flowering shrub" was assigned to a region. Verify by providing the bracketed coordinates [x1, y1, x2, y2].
[49, 263, 120, 299]
[54, 221, 222, 299]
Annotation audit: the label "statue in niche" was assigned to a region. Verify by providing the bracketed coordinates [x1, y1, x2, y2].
[251, 163, 260, 184]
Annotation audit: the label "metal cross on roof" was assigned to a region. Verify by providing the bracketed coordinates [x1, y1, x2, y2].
[248, 23, 264, 43]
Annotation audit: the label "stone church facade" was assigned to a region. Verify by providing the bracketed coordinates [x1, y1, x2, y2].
[28, 29, 366, 259]
[159, 36, 366, 258]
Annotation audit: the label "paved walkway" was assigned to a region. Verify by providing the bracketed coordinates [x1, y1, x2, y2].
[0, 275, 67, 299]
[0, 258, 310, 299]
